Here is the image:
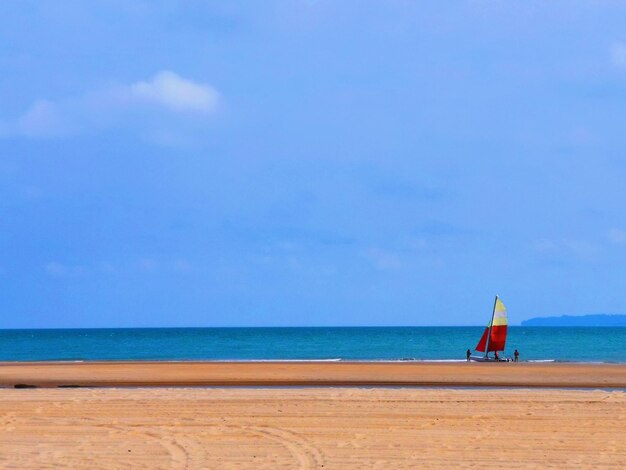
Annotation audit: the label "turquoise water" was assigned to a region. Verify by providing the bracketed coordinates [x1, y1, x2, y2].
[1, 327, 625, 362]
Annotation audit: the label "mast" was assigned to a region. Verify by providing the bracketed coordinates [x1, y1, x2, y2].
[484, 295, 498, 358]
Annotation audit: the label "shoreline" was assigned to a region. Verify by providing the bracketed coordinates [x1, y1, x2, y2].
[1, 359, 622, 364]
[1, 361, 625, 388]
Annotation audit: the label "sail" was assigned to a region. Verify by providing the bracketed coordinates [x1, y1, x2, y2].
[475, 297, 508, 352]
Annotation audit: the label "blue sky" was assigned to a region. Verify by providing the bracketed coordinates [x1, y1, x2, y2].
[2, 1, 626, 327]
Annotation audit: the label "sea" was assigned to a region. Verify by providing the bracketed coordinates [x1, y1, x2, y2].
[1, 327, 625, 363]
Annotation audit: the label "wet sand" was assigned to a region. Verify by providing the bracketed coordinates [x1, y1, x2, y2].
[1, 361, 626, 388]
[1, 387, 625, 468]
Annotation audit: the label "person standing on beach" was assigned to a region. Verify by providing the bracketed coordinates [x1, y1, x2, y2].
[466, 349, 471, 362]
[514, 349, 519, 362]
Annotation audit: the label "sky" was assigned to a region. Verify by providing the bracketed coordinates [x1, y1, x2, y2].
[2, 1, 626, 328]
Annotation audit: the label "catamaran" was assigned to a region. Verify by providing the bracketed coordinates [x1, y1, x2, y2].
[470, 296, 508, 362]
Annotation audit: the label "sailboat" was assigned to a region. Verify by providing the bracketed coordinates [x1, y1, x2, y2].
[470, 296, 508, 362]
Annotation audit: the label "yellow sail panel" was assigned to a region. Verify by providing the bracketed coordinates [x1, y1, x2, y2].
[492, 298, 507, 326]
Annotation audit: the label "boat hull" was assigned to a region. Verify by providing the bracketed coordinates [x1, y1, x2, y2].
[469, 355, 507, 362]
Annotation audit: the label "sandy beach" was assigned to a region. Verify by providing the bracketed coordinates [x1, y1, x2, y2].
[1, 386, 624, 468]
[0, 362, 625, 468]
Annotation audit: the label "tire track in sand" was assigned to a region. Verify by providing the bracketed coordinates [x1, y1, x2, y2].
[104, 422, 324, 469]
[246, 425, 325, 469]
[106, 425, 190, 469]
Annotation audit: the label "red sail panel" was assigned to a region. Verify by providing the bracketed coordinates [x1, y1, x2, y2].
[475, 327, 489, 352]
[487, 325, 507, 351]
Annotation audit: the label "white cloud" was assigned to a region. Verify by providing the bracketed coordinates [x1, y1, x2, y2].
[173, 259, 193, 272]
[8, 100, 68, 138]
[533, 239, 558, 253]
[17, 100, 60, 136]
[608, 228, 626, 244]
[138, 258, 158, 271]
[408, 238, 428, 250]
[610, 42, 626, 69]
[45, 258, 197, 277]
[365, 248, 402, 270]
[533, 238, 599, 262]
[99, 262, 118, 274]
[562, 239, 598, 261]
[44, 262, 86, 277]
[568, 127, 592, 146]
[1, 70, 220, 140]
[23, 185, 43, 200]
[130, 71, 219, 113]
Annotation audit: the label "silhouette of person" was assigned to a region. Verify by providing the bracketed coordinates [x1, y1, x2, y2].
[494, 351, 499, 361]
[514, 349, 519, 362]
[466, 349, 471, 362]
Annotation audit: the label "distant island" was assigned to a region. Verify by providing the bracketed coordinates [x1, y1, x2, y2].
[521, 314, 626, 327]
